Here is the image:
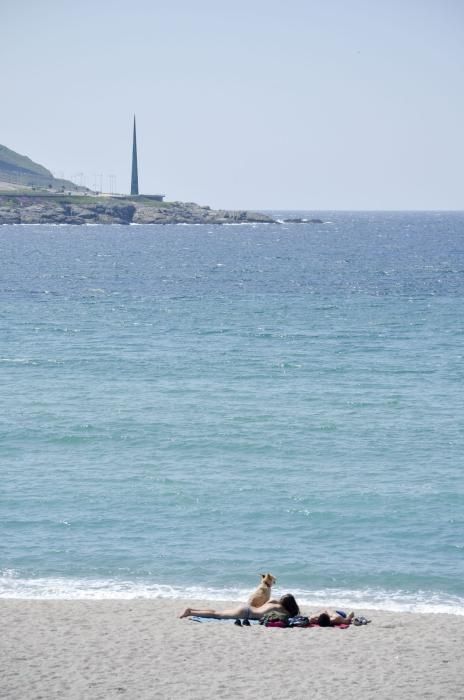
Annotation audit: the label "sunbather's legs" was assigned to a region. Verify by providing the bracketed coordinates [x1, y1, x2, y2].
[179, 605, 248, 619]
[179, 607, 216, 618]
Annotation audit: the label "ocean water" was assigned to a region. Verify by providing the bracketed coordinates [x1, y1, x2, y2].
[1, 211, 463, 614]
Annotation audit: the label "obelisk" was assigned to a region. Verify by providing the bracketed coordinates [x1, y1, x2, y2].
[131, 115, 139, 195]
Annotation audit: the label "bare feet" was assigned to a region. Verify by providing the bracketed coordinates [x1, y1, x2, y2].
[179, 608, 192, 618]
[346, 612, 355, 623]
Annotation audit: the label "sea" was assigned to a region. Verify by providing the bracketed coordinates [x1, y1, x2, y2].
[1, 211, 463, 615]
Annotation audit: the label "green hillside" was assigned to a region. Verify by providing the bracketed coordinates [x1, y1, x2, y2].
[0, 144, 53, 177]
[0, 144, 80, 191]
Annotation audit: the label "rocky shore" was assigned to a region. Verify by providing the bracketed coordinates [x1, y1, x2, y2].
[0, 194, 276, 225]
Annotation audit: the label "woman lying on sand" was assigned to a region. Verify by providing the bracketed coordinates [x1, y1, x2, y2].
[179, 593, 300, 620]
[310, 611, 355, 626]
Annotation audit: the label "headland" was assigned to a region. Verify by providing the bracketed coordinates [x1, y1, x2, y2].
[0, 143, 276, 225]
[0, 192, 276, 225]
[0, 143, 325, 225]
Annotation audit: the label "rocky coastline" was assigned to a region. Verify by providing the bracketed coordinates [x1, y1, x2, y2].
[0, 194, 326, 226]
[1, 144, 325, 226]
[0, 194, 276, 225]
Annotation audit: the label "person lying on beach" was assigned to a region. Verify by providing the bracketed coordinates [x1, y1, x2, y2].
[310, 611, 355, 626]
[179, 593, 300, 621]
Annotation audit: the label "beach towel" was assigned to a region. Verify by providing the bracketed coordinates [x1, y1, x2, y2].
[265, 619, 288, 628]
[189, 617, 257, 624]
[188, 616, 351, 628]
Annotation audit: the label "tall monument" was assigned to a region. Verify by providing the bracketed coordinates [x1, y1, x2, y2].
[130, 115, 139, 195]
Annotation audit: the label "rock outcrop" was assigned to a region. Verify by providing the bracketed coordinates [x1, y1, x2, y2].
[0, 195, 276, 225]
[132, 201, 274, 225]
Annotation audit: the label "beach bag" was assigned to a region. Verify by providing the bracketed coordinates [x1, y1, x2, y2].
[288, 615, 310, 628]
[260, 612, 290, 628]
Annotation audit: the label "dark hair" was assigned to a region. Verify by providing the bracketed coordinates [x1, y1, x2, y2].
[280, 594, 300, 617]
[318, 612, 332, 627]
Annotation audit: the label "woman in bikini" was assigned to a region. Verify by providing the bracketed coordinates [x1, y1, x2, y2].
[179, 593, 300, 621]
[310, 611, 355, 626]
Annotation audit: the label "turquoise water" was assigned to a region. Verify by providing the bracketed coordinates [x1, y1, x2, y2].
[1, 212, 463, 612]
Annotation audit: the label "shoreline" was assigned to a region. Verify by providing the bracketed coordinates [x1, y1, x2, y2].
[1, 594, 463, 617]
[1, 577, 463, 616]
[1, 590, 463, 618]
[0, 194, 276, 225]
[1, 599, 462, 699]
[0, 193, 325, 225]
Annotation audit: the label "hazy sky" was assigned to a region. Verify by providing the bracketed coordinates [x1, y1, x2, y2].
[2, 0, 463, 209]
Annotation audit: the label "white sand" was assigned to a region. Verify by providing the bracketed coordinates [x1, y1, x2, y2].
[1, 600, 462, 699]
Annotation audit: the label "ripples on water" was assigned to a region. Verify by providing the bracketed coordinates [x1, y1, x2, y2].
[0, 212, 463, 611]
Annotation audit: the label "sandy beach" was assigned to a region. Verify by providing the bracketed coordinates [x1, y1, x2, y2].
[1, 600, 462, 699]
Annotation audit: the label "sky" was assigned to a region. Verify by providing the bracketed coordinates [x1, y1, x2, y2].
[1, 0, 463, 210]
